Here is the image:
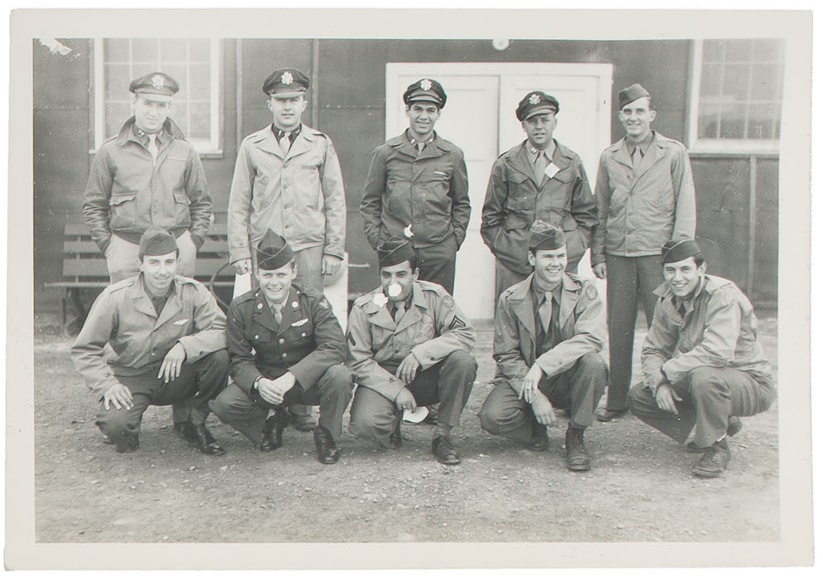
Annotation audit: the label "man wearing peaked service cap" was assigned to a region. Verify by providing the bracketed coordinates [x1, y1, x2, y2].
[628, 241, 775, 478]
[479, 220, 608, 472]
[590, 83, 696, 423]
[82, 71, 213, 433]
[71, 227, 230, 457]
[228, 66, 347, 430]
[212, 230, 354, 464]
[346, 240, 477, 465]
[481, 90, 597, 302]
[360, 77, 470, 296]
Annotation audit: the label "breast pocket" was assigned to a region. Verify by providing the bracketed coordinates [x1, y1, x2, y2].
[109, 193, 137, 229]
[173, 193, 192, 226]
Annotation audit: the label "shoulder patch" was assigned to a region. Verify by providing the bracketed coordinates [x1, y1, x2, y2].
[443, 295, 454, 308]
[585, 285, 598, 301]
[318, 298, 329, 309]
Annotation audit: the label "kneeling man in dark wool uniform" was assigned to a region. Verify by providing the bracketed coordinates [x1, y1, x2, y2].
[629, 239, 776, 478]
[211, 230, 353, 464]
[346, 240, 477, 465]
[479, 221, 608, 472]
[71, 226, 229, 456]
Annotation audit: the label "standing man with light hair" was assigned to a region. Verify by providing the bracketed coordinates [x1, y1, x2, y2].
[227, 67, 347, 431]
[482, 91, 597, 300]
[628, 240, 775, 478]
[360, 78, 470, 296]
[591, 83, 696, 422]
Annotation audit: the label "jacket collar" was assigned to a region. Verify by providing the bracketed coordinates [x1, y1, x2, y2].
[387, 130, 449, 159]
[253, 286, 305, 334]
[609, 131, 666, 176]
[507, 273, 581, 341]
[364, 282, 430, 332]
[128, 273, 182, 327]
[508, 139, 573, 186]
[248, 123, 318, 159]
[115, 117, 186, 146]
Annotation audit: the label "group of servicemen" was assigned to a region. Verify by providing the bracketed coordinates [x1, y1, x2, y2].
[70, 66, 776, 479]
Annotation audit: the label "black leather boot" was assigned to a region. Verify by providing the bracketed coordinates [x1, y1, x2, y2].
[260, 409, 289, 452]
[313, 424, 341, 464]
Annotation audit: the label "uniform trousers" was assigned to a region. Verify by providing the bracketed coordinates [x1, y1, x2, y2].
[628, 366, 776, 447]
[604, 254, 663, 411]
[210, 364, 354, 443]
[349, 350, 477, 447]
[478, 352, 607, 443]
[106, 230, 198, 283]
[414, 236, 459, 295]
[95, 350, 229, 451]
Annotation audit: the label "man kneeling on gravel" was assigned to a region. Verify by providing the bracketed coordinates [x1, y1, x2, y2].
[478, 221, 608, 472]
[211, 231, 354, 465]
[71, 226, 229, 456]
[628, 239, 776, 478]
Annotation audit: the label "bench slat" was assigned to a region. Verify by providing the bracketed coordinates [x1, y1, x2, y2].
[63, 239, 229, 255]
[63, 223, 228, 237]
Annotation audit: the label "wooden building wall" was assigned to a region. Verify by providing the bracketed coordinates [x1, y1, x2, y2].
[33, 38, 779, 316]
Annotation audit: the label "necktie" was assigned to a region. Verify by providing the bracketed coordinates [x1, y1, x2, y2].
[272, 303, 283, 324]
[631, 146, 643, 172]
[534, 150, 549, 182]
[393, 301, 406, 324]
[279, 131, 292, 155]
[148, 134, 159, 164]
[538, 293, 553, 333]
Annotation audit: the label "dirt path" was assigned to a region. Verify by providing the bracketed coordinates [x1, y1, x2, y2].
[34, 317, 779, 543]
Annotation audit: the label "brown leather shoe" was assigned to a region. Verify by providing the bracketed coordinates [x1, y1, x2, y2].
[687, 417, 743, 453]
[565, 426, 591, 472]
[313, 425, 341, 464]
[692, 438, 731, 478]
[527, 425, 549, 452]
[432, 435, 460, 465]
[388, 419, 402, 449]
[260, 409, 289, 452]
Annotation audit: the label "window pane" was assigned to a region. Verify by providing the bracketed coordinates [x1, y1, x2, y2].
[189, 102, 211, 139]
[131, 38, 159, 63]
[702, 40, 725, 63]
[747, 103, 778, 140]
[105, 63, 131, 101]
[188, 63, 211, 98]
[105, 39, 130, 62]
[754, 39, 784, 62]
[722, 64, 751, 101]
[160, 38, 188, 62]
[700, 63, 723, 97]
[718, 103, 747, 139]
[189, 39, 211, 62]
[170, 103, 189, 135]
[724, 39, 753, 62]
[750, 63, 782, 101]
[105, 103, 130, 135]
[697, 100, 721, 139]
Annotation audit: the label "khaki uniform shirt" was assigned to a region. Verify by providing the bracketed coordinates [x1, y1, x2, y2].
[346, 281, 476, 401]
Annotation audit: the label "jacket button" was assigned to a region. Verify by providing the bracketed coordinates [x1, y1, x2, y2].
[301, 333, 306, 337]
[282, 353, 288, 358]
[279, 338, 285, 344]
[254, 335, 259, 340]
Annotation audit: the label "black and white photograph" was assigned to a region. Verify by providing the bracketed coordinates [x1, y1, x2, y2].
[4, 3, 815, 571]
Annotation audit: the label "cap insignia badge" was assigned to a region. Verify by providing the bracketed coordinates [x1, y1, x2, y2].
[151, 75, 165, 90]
[420, 79, 432, 91]
[529, 93, 541, 105]
[282, 71, 294, 85]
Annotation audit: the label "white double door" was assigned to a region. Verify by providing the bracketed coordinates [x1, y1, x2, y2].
[386, 62, 613, 319]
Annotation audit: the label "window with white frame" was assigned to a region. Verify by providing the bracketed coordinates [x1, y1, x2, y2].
[94, 38, 222, 154]
[689, 38, 784, 153]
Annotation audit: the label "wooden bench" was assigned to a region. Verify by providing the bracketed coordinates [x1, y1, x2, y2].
[45, 223, 236, 333]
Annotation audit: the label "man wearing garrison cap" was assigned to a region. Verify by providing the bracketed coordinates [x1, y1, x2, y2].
[590, 83, 697, 423]
[481, 91, 598, 300]
[479, 221, 608, 472]
[227, 66, 347, 431]
[211, 230, 353, 464]
[628, 240, 775, 478]
[71, 227, 229, 456]
[360, 78, 470, 296]
[346, 240, 477, 465]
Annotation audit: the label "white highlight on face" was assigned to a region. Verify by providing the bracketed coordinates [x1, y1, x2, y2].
[387, 283, 403, 298]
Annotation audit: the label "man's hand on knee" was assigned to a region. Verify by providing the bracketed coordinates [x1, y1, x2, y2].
[530, 392, 558, 428]
[158, 343, 187, 383]
[654, 383, 682, 414]
[103, 383, 134, 411]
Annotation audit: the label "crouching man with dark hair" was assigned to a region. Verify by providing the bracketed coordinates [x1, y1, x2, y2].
[71, 226, 229, 456]
[628, 239, 776, 478]
[211, 230, 353, 464]
[479, 221, 608, 472]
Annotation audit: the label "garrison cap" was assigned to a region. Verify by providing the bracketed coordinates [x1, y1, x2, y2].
[263, 67, 310, 97]
[516, 91, 560, 121]
[256, 230, 294, 271]
[403, 78, 447, 108]
[138, 226, 178, 258]
[377, 240, 415, 268]
[618, 83, 651, 110]
[129, 72, 179, 102]
[661, 239, 702, 264]
[528, 220, 566, 252]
